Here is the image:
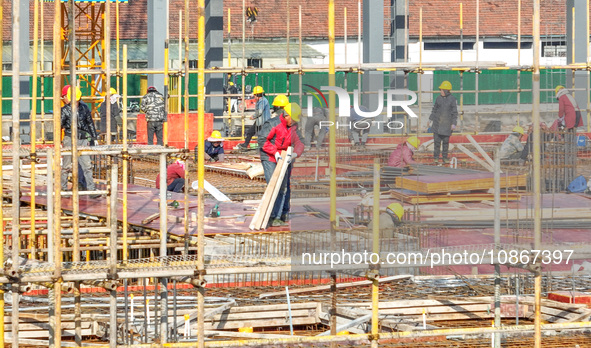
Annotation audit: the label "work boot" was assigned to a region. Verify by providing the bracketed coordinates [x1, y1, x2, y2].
[271, 218, 288, 227]
[280, 214, 290, 222]
[433, 158, 440, 165]
[443, 158, 450, 164]
[234, 143, 247, 150]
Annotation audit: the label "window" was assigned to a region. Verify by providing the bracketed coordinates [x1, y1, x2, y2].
[424, 42, 474, 50]
[247, 58, 262, 68]
[483, 42, 532, 49]
[542, 41, 566, 57]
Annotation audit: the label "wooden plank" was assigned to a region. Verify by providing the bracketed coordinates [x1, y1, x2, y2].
[259, 275, 411, 298]
[466, 135, 496, 168]
[259, 147, 293, 229]
[205, 330, 300, 339]
[200, 179, 231, 202]
[456, 144, 494, 172]
[249, 149, 289, 230]
[204, 317, 318, 330]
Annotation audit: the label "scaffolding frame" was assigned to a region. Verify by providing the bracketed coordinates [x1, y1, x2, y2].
[1, 0, 590, 347]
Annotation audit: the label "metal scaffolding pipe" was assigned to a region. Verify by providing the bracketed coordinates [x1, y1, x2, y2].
[0, 3, 5, 343]
[11, 0, 21, 346]
[122, 45, 129, 262]
[328, 0, 337, 342]
[197, 0, 206, 347]
[532, 0, 542, 347]
[51, 0, 63, 345]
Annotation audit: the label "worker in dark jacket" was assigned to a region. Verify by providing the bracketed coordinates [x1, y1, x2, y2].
[60, 85, 100, 196]
[260, 103, 305, 227]
[428, 81, 458, 164]
[204, 130, 226, 162]
[99, 87, 122, 142]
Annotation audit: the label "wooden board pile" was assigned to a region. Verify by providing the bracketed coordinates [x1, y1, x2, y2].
[394, 173, 527, 194]
[340, 296, 591, 327]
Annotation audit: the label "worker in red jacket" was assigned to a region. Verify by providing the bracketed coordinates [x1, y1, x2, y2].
[554, 85, 584, 131]
[387, 136, 420, 168]
[260, 103, 305, 227]
[156, 158, 186, 193]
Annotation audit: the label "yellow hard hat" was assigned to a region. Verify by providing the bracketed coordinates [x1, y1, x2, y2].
[555, 85, 565, 94]
[228, 81, 234, 86]
[207, 130, 224, 142]
[272, 94, 289, 107]
[69, 86, 82, 102]
[512, 126, 525, 135]
[109, 87, 117, 95]
[439, 80, 452, 90]
[407, 136, 420, 149]
[253, 86, 264, 95]
[284, 102, 301, 122]
[386, 203, 404, 220]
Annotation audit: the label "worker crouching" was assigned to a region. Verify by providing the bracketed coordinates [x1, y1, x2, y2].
[387, 136, 420, 168]
[204, 131, 226, 162]
[156, 158, 186, 193]
[367, 203, 405, 239]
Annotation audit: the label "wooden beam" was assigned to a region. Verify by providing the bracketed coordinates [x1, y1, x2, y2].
[456, 144, 494, 172]
[466, 134, 496, 169]
[259, 275, 411, 298]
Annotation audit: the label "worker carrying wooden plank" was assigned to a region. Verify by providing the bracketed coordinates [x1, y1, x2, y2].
[428, 80, 458, 165]
[387, 136, 420, 168]
[258, 102, 305, 227]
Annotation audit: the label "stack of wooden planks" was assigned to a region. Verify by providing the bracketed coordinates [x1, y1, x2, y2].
[342, 296, 591, 325]
[390, 190, 521, 204]
[394, 172, 527, 194]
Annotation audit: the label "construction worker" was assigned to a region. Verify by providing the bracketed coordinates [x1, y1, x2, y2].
[428, 81, 458, 164]
[156, 158, 186, 193]
[304, 107, 329, 151]
[271, 94, 289, 117]
[203, 130, 226, 162]
[349, 106, 370, 149]
[99, 87, 122, 142]
[226, 81, 238, 113]
[140, 86, 166, 146]
[236, 85, 270, 149]
[520, 122, 550, 162]
[553, 85, 584, 132]
[387, 136, 420, 167]
[498, 126, 525, 160]
[60, 85, 100, 197]
[259, 103, 305, 227]
[367, 203, 405, 238]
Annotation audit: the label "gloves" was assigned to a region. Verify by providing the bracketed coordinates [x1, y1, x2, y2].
[287, 152, 297, 164]
[274, 152, 282, 162]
